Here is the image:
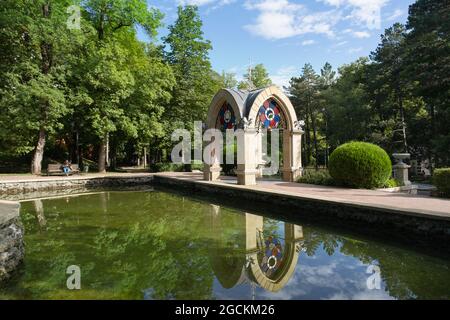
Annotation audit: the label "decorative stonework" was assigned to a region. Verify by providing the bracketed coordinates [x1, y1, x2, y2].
[0, 201, 24, 282]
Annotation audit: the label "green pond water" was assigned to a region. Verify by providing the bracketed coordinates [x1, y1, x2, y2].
[1, 189, 450, 300]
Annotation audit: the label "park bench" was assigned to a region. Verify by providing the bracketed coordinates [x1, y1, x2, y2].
[46, 163, 80, 176]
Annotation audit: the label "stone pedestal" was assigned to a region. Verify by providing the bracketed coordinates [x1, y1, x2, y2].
[203, 164, 221, 182]
[392, 153, 411, 186]
[393, 162, 412, 186]
[282, 129, 304, 182]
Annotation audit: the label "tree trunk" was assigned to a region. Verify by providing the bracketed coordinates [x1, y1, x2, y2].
[399, 96, 408, 153]
[304, 104, 312, 167]
[311, 111, 319, 170]
[31, 128, 46, 175]
[98, 136, 107, 173]
[31, 3, 51, 176]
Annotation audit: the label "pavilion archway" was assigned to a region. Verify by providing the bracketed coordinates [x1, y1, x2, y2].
[207, 205, 304, 293]
[203, 86, 304, 185]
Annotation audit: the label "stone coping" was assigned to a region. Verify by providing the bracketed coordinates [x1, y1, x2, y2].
[0, 173, 153, 183]
[154, 173, 450, 222]
[152, 174, 450, 243]
[0, 174, 154, 198]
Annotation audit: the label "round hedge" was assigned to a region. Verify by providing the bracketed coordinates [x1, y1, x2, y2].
[329, 142, 392, 189]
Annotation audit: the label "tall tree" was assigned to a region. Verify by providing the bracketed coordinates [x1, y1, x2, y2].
[0, 0, 84, 174]
[318, 62, 336, 166]
[163, 5, 219, 132]
[220, 71, 238, 89]
[238, 64, 272, 90]
[322, 59, 372, 150]
[288, 64, 320, 167]
[82, 0, 163, 172]
[404, 0, 450, 166]
[370, 23, 410, 154]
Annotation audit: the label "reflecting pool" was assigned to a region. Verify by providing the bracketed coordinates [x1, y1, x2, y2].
[1, 190, 449, 299]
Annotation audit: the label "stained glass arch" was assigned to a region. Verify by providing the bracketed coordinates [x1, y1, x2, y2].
[256, 98, 287, 130]
[215, 102, 236, 131]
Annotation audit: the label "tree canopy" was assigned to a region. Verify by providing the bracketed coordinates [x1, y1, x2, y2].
[0, 0, 448, 173]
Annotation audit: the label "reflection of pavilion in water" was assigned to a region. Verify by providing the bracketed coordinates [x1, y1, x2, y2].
[208, 205, 304, 296]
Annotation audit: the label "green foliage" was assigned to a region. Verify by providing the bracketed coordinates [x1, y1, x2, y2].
[163, 5, 219, 130]
[288, 63, 329, 167]
[149, 162, 184, 173]
[238, 64, 272, 90]
[286, 1, 450, 168]
[84, 0, 163, 40]
[297, 170, 335, 186]
[220, 71, 238, 89]
[0, 0, 80, 158]
[384, 178, 402, 188]
[433, 168, 450, 198]
[0, 0, 170, 173]
[404, 0, 450, 166]
[191, 162, 204, 171]
[329, 142, 392, 189]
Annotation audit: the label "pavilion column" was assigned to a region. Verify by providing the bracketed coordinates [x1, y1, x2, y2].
[282, 129, 304, 182]
[236, 127, 258, 186]
[245, 213, 263, 251]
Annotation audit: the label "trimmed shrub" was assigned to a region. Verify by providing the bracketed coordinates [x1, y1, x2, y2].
[297, 169, 335, 186]
[329, 142, 392, 189]
[433, 168, 450, 198]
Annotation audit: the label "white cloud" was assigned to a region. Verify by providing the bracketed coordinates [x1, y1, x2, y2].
[334, 40, 348, 47]
[386, 9, 404, 21]
[348, 47, 363, 54]
[271, 65, 298, 88]
[319, 0, 389, 30]
[178, 0, 235, 7]
[343, 29, 371, 38]
[243, 0, 388, 40]
[352, 31, 371, 38]
[302, 39, 317, 46]
[244, 0, 339, 40]
[178, 0, 216, 5]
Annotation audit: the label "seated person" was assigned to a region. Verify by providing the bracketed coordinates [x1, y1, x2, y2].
[61, 160, 72, 176]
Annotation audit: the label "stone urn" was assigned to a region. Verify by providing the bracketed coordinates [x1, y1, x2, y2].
[392, 153, 411, 186]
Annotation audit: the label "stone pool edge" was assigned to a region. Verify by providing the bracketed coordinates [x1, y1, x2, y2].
[0, 175, 154, 200]
[1, 172, 450, 245]
[0, 200, 24, 282]
[152, 174, 450, 242]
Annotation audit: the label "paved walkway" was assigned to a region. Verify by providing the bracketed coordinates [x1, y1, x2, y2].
[157, 172, 450, 220]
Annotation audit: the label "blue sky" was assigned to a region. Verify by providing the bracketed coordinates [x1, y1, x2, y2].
[142, 0, 415, 87]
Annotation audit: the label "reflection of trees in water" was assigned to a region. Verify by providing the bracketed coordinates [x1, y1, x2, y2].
[3, 192, 450, 300]
[91, 220, 213, 300]
[0, 208, 78, 299]
[302, 229, 342, 257]
[2, 192, 216, 299]
[301, 227, 450, 299]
